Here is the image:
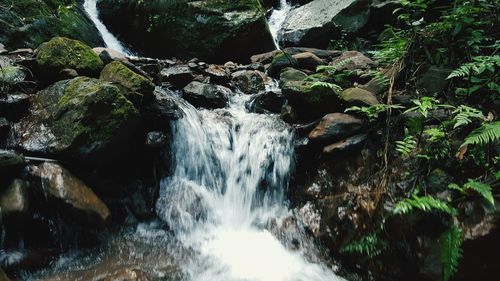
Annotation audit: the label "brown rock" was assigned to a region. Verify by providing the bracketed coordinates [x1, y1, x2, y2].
[322, 134, 367, 154]
[341, 87, 379, 106]
[330, 51, 374, 71]
[292, 52, 325, 71]
[308, 113, 363, 143]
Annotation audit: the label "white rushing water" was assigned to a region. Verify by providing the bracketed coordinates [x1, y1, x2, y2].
[156, 86, 345, 281]
[83, 0, 131, 55]
[268, 0, 293, 49]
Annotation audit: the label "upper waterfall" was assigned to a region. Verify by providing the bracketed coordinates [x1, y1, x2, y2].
[268, 0, 293, 49]
[83, 0, 131, 55]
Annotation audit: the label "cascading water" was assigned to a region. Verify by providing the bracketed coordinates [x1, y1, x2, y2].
[155, 87, 345, 281]
[83, 0, 131, 55]
[268, 0, 293, 49]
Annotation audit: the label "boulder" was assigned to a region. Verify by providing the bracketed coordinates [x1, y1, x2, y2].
[248, 91, 285, 113]
[0, 117, 9, 138]
[268, 52, 299, 77]
[340, 87, 379, 106]
[330, 51, 374, 71]
[292, 52, 325, 71]
[308, 113, 363, 143]
[0, 0, 102, 50]
[231, 70, 266, 94]
[36, 37, 104, 79]
[9, 77, 139, 163]
[205, 64, 230, 85]
[31, 162, 110, 224]
[145, 131, 168, 149]
[97, 0, 275, 62]
[93, 47, 129, 64]
[279, 68, 308, 85]
[281, 0, 371, 47]
[182, 81, 231, 109]
[160, 65, 194, 88]
[0, 93, 30, 121]
[282, 80, 342, 118]
[142, 87, 183, 130]
[322, 134, 367, 154]
[416, 66, 451, 94]
[100, 61, 155, 106]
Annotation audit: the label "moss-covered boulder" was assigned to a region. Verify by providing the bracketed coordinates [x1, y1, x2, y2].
[0, 0, 102, 50]
[100, 61, 155, 106]
[36, 37, 104, 79]
[268, 52, 299, 78]
[282, 80, 342, 118]
[97, 0, 275, 62]
[10, 77, 139, 163]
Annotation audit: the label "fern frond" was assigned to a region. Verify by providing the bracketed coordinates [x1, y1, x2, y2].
[440, 224, 462, 281]
[447, 55, 500, 79]
[310, 81, 343, 93]
[316, 58, 353, 73]
[452, 105, 485, 129]
[461, 121, 500, 147]
[341, 233, 388, 258]
[464, 179, 494, 206]
[393, 195, 457, 216]
[395, 131, 416, 157]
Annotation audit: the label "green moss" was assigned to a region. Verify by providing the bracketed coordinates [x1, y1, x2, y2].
[100, 61, 155, 103]
[268, 52, 299, 77]
[36, 37, 104, 77]
[54, 77, 138, 150]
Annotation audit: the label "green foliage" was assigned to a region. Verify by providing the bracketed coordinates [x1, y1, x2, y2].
[395, 129, 417, 157]
[448, 179, 495, 206]
[423, 127, 446, 142]
[393, 194, 457, 216]
[341, 233, 388, 258]
[447, 55, 500, 96]
[461, 121, 500, 147]
[310, 81, 342, 94]
[405, 97, 453, 118]
[440, 224, 463, 281]
[316, 58, 352, 74]
[452, 105, 486, 129]
[370, 27, 410, 65]
[345, 104, 404, 122]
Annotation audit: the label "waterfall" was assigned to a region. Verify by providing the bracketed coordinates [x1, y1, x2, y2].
[268, 0, 293, 49]
[155, 88, 345, 281]
[82, 0, 131, 55]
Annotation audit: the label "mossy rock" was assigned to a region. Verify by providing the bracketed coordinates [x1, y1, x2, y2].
[11, 77, 139, 163]
[0, 0, 102, 50]
[282, 80, 342, 118]
[100, 61, 155, 106]
[36, 37, 104, 78]
[268, 52, 299, 78]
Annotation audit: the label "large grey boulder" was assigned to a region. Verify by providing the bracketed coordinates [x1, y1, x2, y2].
[281, 0, 371, 47]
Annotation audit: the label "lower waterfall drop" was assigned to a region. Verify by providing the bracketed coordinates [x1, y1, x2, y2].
[156, 87, 345, 281]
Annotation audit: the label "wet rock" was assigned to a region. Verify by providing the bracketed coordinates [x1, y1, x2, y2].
[292, 52, 325, 71]
[340, 87, 379, 106]
[182, 81, 231, 109]
[250, 50, 281, 64]
[10, 77, 139, 163]
[330, 51, 374, 71]
[93, 47, 129, 64]
[268, 52, 299, 77]
[58, 68, 79, 80]
[36, 37, 104, 80]
[308, 113, 363, 143]
[100, 61, 155, 106]
[0, 179, 29, 215]
[282, 80, 342, 118]
[248, 91, 285, 113]
[31, 162, 111, 224]
[281, 104, 299, 123]
[205, 64, 230, 85]
[231, 70, 266, 94]
[282, 0, 371, 47]
[322, 134, 367, 154]
[145, 131, 167, 148]
[0, 43, 6, 54]
[142, 87, 182, 129]
[160, 65, 194, 88]
[279, 68, 307, 85]
[0, 93, 30, 121]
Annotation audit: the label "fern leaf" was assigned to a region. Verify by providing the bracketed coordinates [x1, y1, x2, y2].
[393, 195, 457, 216]
[341, 233, 388, 258]
[452, 105, 485, 129]
[464, 179, 495, 206]
[440, 224, 462, 281]
[462, 121, 500, 147]
[310, 81, 343, 93]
